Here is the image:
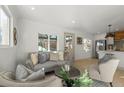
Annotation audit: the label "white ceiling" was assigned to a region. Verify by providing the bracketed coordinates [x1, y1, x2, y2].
[9, 5, 124, 34]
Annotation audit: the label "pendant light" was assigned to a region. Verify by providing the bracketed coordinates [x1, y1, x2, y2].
[105, 24, 114, 38]
[105, 24, 114, 45]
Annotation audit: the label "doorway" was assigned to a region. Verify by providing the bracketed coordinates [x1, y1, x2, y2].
[64, 33, 75, 63]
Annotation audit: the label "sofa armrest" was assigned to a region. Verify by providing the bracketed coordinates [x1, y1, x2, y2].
[99, 58, 119, 82]
[88, 64, 101, 81]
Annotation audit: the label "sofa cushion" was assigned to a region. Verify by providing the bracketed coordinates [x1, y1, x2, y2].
[38, 52, 50, 64]
[21, 69, 45, 81]
[34, 61, 57, 72]
[56, 60, 66, 66]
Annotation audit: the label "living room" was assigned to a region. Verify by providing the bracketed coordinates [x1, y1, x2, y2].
[1, 1, 124, 90]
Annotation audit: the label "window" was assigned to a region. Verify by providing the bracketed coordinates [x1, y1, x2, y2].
[38, 34, 48, 52]
[0, 6, 13, 47]
[50, 35, 57, 51]
[38, 33, 58, 52]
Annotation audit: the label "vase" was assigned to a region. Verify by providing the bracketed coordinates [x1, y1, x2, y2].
[62, 79, 74, 87]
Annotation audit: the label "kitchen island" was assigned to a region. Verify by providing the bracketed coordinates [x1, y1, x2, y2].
[97, 51, 124, 69]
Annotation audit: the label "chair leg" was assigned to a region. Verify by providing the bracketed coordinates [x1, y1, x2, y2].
[110, 82, 113, 87]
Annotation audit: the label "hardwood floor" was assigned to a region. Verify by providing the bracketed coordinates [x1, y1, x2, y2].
[73, 58, 124, 87]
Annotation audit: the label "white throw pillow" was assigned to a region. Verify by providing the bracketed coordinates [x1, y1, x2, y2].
[58, 51, 64, 61]
[30, 53, 38, 65]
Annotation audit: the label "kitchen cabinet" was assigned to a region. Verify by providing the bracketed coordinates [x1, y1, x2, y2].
[115, 31, 124, 40]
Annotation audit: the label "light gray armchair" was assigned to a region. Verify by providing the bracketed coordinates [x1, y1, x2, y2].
[88, 58, 120, 87]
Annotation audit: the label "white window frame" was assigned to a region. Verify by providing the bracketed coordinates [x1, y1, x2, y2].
[38, 34, 59, 52]
[0, 5, 13, 48]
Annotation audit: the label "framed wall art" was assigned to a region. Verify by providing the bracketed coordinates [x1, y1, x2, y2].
[77, 37, 82, 44]
[13, 27, 17, 45]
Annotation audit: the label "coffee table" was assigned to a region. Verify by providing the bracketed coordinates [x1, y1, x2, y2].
[55, 66, 80, 78]
[54, 66, 109, 87]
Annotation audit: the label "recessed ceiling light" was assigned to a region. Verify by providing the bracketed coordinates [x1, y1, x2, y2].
[72, 20, 76, 24]
[31, 7, 35, 10]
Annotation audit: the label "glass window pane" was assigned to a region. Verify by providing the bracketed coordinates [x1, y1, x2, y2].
[50, 35, 57, 51]
[38, 33, 48, 52]
[0, 7, 10, 45]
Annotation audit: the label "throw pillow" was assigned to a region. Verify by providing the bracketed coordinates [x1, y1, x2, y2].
[30, 53, 38, 65]
[45, 52, 50, 61]
[58, 51, 64, 61]
[38, 52, 49, 64]
[50, 52, 59, 61]
[16, 64, 29, 80]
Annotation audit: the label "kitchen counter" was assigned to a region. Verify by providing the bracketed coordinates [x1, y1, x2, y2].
[97, 51, 124, 69]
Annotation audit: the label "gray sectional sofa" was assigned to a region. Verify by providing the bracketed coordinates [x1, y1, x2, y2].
[0, 52, 68, 86]
[27, 52, 68, 73]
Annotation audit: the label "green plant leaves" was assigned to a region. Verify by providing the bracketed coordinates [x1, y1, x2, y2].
[59, 67, 93, 87]
[59, 67, 69, 81]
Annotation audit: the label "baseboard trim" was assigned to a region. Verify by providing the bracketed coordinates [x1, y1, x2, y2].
[75, 57, 94, 62]
[75, 59, 83, 62]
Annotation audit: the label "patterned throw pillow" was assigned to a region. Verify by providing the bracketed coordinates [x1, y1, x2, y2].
[49, 51, 64, 61]
[50, 52, 59, 61]
[30, 53, 38, 65]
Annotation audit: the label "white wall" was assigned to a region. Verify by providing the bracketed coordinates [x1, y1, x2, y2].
[0, 6, 18, 72]
[93, 33, 106, 57]
[94, 33, 106, 40]
[17, 19, 93, 63]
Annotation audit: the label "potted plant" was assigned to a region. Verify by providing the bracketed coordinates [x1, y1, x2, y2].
[59, 67, 93, 87]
